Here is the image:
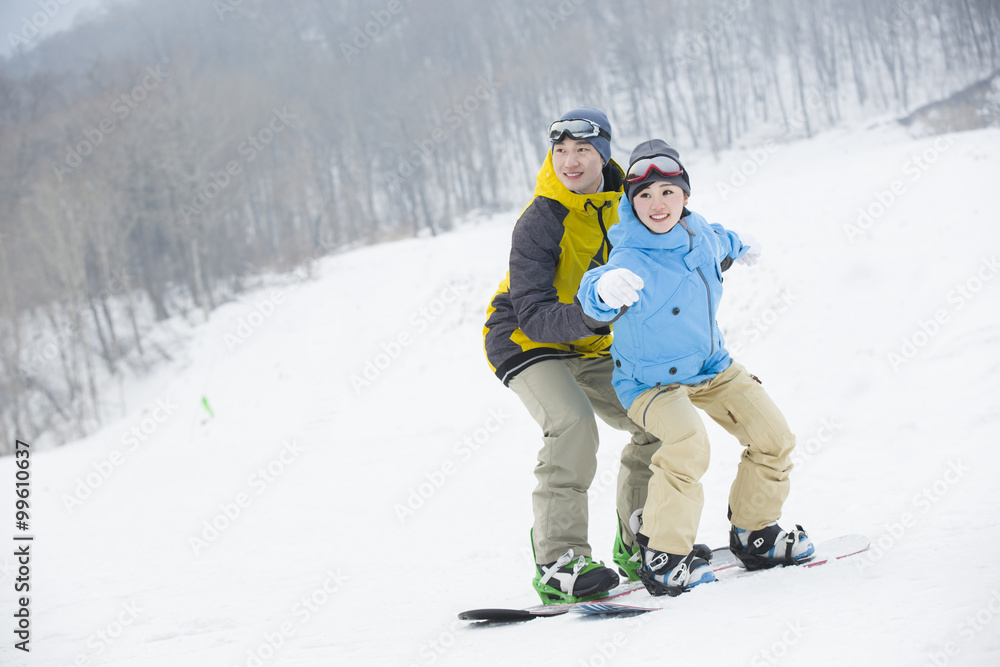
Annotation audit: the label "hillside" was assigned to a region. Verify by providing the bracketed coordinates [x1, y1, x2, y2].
[2, 123, 999, 666]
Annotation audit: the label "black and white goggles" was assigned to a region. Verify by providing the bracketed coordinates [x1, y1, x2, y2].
[548, 118, 610, 142]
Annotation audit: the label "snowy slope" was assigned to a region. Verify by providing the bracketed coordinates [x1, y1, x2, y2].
[2, 124, 1000, 667]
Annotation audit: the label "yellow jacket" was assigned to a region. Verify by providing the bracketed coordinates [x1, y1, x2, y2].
[483, 152, 625, 384]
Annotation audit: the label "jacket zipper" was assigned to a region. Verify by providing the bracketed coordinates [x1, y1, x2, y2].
[696, 267, 714, 357]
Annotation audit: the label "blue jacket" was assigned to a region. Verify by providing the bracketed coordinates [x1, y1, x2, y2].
[577, 197, 748, 409]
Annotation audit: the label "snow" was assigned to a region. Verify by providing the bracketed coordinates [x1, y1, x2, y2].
[3, 123, 1000, 667]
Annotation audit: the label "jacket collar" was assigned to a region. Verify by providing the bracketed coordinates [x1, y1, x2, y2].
[611, 197, 694, 251]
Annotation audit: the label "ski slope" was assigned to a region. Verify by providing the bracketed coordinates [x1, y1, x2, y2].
[3, 124, 1000, 667]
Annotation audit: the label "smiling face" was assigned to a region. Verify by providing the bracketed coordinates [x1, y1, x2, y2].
[632, 181, 689, 234]
[551, 137, 605, 195]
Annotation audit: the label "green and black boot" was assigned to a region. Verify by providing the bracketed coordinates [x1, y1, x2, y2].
[531, 531, 619, 604]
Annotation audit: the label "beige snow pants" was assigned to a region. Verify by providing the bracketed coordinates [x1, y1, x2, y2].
[626, 361, 796, 555]
[509, 357, 660, 564]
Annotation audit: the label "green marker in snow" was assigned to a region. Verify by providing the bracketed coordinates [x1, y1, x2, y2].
[202, 396, 215, 419]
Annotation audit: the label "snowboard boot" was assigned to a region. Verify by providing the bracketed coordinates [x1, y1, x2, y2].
[636, 540, 717, 597]
[729, 522, 815, 570]
[619, 509, 713, 582]
[531, 530, 619, 604]
[532, 549, 620, 604]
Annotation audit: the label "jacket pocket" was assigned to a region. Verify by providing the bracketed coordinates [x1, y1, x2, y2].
[612, 353, 637, 380]
[635, 350, 704, 387]
[638, 281, 697, 358]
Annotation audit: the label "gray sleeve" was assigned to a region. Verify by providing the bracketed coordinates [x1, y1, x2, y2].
[508, 199, 604, 343]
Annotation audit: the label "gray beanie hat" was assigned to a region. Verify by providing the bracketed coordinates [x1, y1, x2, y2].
[551, 106, 612, 164]
[625, 139, 691, 202]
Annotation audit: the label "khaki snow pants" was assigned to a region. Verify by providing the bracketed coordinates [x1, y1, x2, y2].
[626, 361, 795, 555]
[509, 357, 660, 564]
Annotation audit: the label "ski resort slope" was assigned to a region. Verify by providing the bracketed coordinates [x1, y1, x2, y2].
[3, 125, 1000, 667]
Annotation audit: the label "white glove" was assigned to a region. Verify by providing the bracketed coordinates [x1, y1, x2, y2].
[596, 268, 644, 309]
[735, 231, 763, 266]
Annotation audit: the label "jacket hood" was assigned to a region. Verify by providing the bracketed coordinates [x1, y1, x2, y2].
[534, 151, 625, 211]
[610, 192, 693, 251]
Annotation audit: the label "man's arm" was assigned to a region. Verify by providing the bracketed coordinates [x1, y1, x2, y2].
[508, 199, 604, 343]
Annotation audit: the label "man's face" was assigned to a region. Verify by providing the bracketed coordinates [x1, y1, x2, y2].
[551, 138, 604, 195]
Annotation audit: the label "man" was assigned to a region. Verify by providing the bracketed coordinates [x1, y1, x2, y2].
[482, 107, 659, 603]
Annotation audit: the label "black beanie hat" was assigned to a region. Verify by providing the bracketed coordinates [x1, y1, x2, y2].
[625, 139, 691, 202]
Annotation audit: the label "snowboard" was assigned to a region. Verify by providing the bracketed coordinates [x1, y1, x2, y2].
[457, 581, 646, 623]
[459, 545, 738, 624]
[572, 533, 871, 616]
[458, 534, 870, 623]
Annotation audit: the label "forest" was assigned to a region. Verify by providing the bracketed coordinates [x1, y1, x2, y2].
[1, 0, 998, 451]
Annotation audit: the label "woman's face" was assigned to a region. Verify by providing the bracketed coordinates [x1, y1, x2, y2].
[632, 181, 689, 234]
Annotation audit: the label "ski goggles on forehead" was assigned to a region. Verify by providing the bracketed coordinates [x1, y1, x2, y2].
[548, 118, 610, 142]
[626, 155, 684, 183]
